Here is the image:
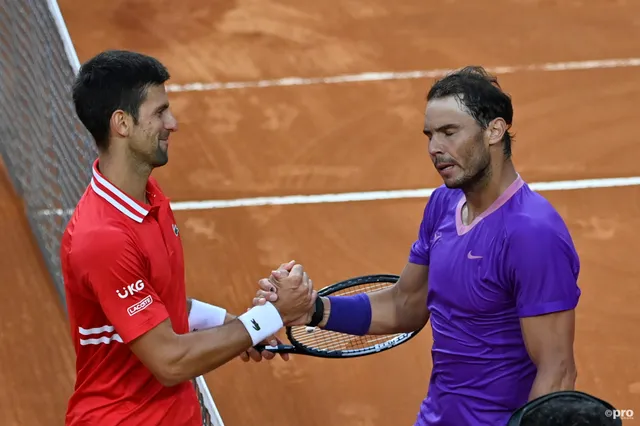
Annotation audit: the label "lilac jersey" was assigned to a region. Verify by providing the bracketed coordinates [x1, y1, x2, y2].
[409, 176, 581, 426]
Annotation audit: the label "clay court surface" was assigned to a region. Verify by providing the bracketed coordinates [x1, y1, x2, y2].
[1, 1, 640, 425]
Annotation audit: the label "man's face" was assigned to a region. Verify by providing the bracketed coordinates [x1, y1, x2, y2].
[423, 96, 491, 189]
[129, 84, 177, 168]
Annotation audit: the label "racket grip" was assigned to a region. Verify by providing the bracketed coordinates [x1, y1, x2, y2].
[253, 344, 277, 352]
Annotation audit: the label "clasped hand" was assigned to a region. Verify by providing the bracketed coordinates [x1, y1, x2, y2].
[240, 260, 317, 363]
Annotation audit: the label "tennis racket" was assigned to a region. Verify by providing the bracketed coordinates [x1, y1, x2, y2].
[253, 274, 424, 359]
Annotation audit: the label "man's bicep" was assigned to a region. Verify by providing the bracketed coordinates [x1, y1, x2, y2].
[127, 318, 179, 383]
[367, 262, 429, 333]
[79, 232, 170, 343]
[394, 262, 430, 328]
[520, 310, 576, 367]
[398, 262, 430, 297]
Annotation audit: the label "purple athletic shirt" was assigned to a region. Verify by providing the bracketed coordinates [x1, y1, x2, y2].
[409, 175, 581, 426]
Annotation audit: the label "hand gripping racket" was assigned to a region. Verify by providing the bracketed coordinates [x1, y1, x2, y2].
[253, 274, 424, 359]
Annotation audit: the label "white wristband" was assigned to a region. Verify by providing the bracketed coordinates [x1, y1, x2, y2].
[237, 302, 283, 346]
[189, 299, 227, 331]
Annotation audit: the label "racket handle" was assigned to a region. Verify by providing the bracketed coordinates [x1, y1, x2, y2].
[253, 344, 277, 352]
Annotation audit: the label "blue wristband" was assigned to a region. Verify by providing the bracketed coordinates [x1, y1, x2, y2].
[324, 293, 372, 336]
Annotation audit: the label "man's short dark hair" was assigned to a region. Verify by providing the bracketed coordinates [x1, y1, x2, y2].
[508, 391, 623, 426]
[427, 66, 514, 158]
[72, 50, 170, 151]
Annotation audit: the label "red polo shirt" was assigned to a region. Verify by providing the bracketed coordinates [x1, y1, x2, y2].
[60, 159, 201, 426]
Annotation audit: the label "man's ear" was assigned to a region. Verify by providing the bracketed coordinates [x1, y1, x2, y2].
[486, 117, 508, 147]
[110, 109, 133, 139]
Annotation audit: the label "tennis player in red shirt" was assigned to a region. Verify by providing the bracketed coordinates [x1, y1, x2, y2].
[60, 50, 316, 426]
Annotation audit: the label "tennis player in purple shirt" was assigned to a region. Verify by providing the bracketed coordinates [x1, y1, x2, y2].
[255, 66, 581, 425]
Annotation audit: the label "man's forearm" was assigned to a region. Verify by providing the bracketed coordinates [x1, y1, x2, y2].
[318, 288, 399, 334]
[166, 319, 254, 385]
[528, 363, 577, 401]
[315, 264, 429, 336]
[163, 304, 282, 386]
[317, 289, 428, 335]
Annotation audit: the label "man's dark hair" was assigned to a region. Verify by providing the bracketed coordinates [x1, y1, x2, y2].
[520, 398, 620, 426]
[508, 391, 623, 426]
[72, 50, 170, 151]
[427, 66, 514, 158]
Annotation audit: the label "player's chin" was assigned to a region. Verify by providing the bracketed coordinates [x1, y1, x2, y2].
[151, 150, 169, 167]
[439, 170, 465, 188]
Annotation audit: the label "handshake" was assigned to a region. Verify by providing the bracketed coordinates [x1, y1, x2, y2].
[239, 260, 318, 363]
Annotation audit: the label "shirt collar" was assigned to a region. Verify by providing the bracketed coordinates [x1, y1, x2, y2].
[90, 159, 155, 223]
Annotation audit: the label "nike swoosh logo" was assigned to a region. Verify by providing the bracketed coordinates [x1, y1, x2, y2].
[467, 251, 483, 259]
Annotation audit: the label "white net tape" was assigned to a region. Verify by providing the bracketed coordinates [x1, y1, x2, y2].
[0, 1, 223, 424]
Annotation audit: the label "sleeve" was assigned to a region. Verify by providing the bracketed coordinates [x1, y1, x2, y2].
[408, 190, 441, 266]
[505, 223, 581, 318]
[75, 229, 170, 344]
[408, 217, 431, 265]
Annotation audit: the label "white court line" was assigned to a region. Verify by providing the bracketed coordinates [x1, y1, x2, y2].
[37, 176, 640, 216]
[165, 58, 640, 92]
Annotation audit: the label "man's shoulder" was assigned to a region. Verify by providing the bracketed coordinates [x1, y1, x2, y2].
[424, 184, 462, 215]
[504, 187, 574, 246]
[64, 215, 138, 259]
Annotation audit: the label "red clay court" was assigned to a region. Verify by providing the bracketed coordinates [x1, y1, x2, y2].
[1, 1, 639, 425]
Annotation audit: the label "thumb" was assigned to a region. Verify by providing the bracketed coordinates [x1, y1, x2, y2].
[289, 264, 305, 276]
[271, 269, 289, 280]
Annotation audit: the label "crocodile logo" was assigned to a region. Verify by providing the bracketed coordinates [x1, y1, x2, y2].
[251, 319, 260, 331]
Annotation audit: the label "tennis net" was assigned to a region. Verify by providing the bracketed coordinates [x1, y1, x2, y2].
[0, 1, 223, 424]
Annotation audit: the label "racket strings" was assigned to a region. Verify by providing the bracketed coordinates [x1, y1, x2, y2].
[289, 281, 404, 354]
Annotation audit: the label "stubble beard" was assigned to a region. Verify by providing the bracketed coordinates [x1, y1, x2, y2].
[444, 133, 492, 192]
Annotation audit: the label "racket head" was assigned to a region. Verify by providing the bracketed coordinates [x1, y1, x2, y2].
[284, 274, 423, 359]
